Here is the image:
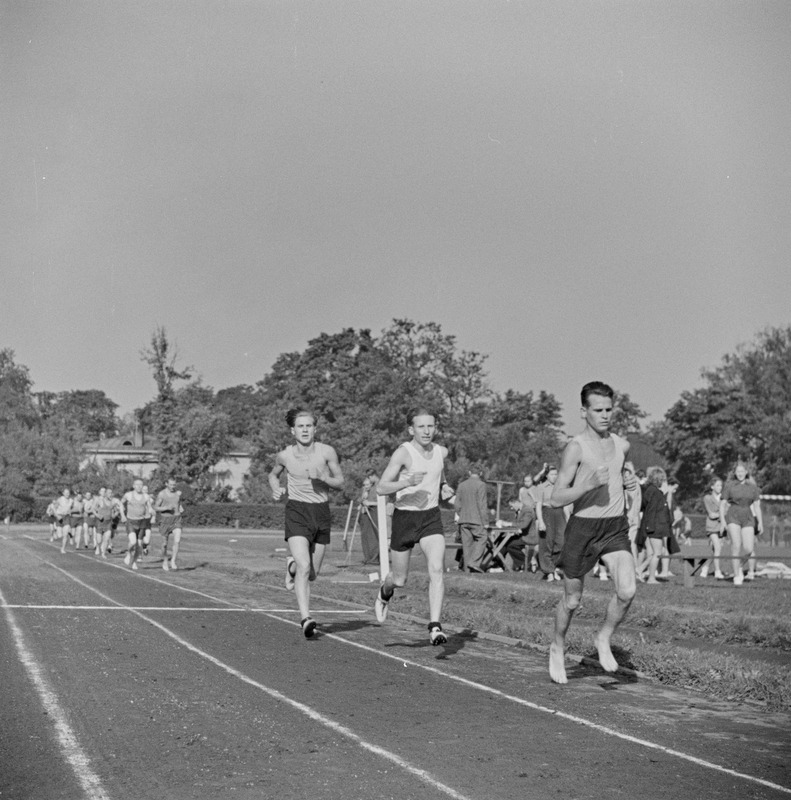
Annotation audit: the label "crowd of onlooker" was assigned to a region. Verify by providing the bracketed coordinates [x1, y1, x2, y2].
[447, 460, 777, 586]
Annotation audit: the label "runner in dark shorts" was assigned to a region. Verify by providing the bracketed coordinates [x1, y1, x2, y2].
[285, 499, 331, 546]
[547, 382, 638, 684]
[557, 515, 631, 580]
[269, 408, 345, 638]
[373, 407, 456, 646]
[390, 506, 444, 552]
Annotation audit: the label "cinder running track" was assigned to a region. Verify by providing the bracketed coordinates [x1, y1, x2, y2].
[1, 528, 789, 800]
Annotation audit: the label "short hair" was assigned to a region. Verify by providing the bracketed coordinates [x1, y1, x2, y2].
[406, 406, 436, 426]
[581, 381, 615, 407]
[708, 476, 723, 490]
[286, 408, 316, 428]
[646, 466, 667, 487]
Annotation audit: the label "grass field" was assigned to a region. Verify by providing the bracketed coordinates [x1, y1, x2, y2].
[280, 560, 791, 712]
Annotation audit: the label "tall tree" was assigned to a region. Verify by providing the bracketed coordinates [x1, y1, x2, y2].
[652, 326, 791, 497]
[140, 328, 230, 497]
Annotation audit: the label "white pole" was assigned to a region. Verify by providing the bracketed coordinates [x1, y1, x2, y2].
[377, 495, 390, 582]
[342, 501, 354, 543]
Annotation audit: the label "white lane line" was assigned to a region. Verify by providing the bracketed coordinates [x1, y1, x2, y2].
[0, 586, 110, 800]
[24, 544, 791, 796]
[2, 605, 364, 613]
[41, 562, 474, 800]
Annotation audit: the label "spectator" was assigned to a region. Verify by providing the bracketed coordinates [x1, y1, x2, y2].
[505, 498, 538, 571]
[623, 460, 645, 580]
[720, 462, 763, 585]
[700, 477, 726, 579]
[455, 464, 490, 573]
[536, 465, 567, 581]
[359, 470, 381, 565]
[638, 467, 673, 583]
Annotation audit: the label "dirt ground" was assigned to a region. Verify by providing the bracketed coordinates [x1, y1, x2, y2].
[1, 525, 790, 800]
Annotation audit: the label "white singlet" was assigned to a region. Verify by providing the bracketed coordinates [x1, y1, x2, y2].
[572, 433, 628, 519]
[394, 441, 444, 511]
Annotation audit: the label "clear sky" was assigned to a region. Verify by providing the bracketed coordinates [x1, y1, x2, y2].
[3, 1, 789, 431]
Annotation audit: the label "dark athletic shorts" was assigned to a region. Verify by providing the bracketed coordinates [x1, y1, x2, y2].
[390, 507, 444, 552]
[86, 514, 96, 526]
[159, 514, 182, 541]
[95, 517, 112, 534]
[126, 518, 147, 538]
[556, 514, 631, 579]
[284, 500, 331, 546]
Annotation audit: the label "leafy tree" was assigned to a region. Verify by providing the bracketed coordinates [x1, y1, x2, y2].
[610, 390, 648, 437]
[140, 328, 231, 498]
[214, 385, 267, 441]
[35, 389, 119, 439]
[652, 326, 791, 498]
[0, 349, 38, 432]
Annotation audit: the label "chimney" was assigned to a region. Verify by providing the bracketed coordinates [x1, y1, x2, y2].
[134, 420, 143, 448]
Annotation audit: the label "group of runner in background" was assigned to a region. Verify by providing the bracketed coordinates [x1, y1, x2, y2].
[46, 478, 184, 572]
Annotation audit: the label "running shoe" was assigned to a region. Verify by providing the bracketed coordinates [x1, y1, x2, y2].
[733, 571, 744, 586]
[162, 559, 169, 571]
[170, 560, 177, 571]
[301, 617, 317, 638]
[429, 624, 447, 646]
[131, 561, 138, 571]
[123, 553, 131, 566]
[285, 556, 296, 590]
[374, 587, 389, 623]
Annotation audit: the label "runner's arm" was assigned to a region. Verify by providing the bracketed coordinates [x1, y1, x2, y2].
[377, 448, 415, 495]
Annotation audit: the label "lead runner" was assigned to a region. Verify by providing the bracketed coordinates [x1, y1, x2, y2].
[269, 408, 344, 638]
[547, 381, 638, 683]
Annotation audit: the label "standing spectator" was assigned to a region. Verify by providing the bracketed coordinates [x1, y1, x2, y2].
[536, 466, 567, 581]
[639, 467, 673, 584]
[518, 464, 547, 507]
[358, 471, 381, 566]
[623, 461, 645, 580]
[700, 477, 726, 579]
[455, 464, 490, 573]
[720, 463, 763, 585]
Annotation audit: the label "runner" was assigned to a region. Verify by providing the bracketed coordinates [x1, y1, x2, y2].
[93, 488, 114, 558]
[83, 491, 98, 553]
[141, 483, 154, 556]
[120, 479, 152, 571]
[55, 488, 74, 553]
[268, 409, 345, 638]
[71, 492, 87, 549]
[106, 489, 123, 554]
[547, 381, 638, 684]
[46, 497, 59, 541]
[374, 407, 455, 645]
[155, 478, 184, 571]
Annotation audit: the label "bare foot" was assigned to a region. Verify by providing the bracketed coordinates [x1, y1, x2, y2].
[646, 578, 659, 584]
[595, 633, 619, 673]
[549, 643, 568, 684]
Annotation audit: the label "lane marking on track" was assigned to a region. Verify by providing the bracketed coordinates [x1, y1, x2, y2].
[38, 561, 473, 800]
[3, 605, 363, 613]
[16, 539, 791, 796]
[0, 585, 110, 800]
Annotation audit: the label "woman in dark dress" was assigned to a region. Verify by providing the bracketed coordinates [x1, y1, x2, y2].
[638, 467, 672, 584]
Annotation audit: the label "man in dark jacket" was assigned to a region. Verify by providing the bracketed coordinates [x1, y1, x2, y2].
[455, 464, 490, 572]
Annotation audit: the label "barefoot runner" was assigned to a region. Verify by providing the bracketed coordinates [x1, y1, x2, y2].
[548, 381, 638, 683]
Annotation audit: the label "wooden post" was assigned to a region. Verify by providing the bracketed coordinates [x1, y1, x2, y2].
[683, 558, 695, 589]
[377, 495, 390, 582]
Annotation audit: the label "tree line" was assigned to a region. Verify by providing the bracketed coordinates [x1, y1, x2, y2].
[1, 321, 789, 516]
